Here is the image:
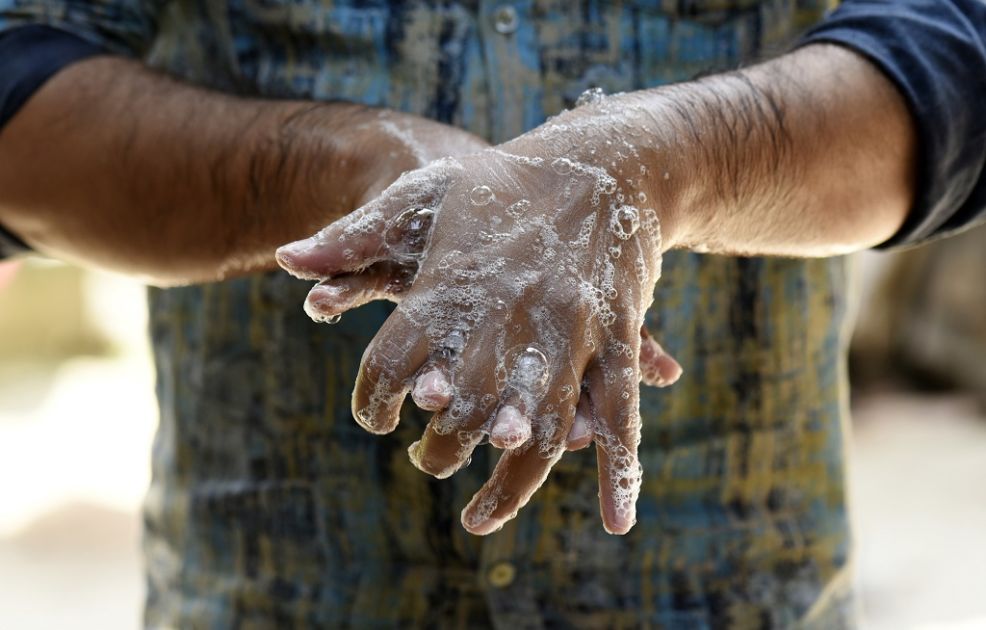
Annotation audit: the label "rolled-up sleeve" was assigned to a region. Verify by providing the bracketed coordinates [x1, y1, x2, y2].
[0, 0, 164, 258]
[800, 0, 986, 249]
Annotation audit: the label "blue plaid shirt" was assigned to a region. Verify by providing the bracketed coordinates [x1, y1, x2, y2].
[1, 1, 863, 627]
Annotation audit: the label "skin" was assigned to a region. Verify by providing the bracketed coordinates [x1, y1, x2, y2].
[277, 43, 917, 535]
[0, 57, 491, 283]
[0, 52, 682, 523]
[0, 43, 914, 536]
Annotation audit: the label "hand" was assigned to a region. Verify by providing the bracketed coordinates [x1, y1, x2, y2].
[281, 42, 919, 535]
[0, 55, 493, 282]
[338, 110, 493, 209]
[278, 95, 683, 534]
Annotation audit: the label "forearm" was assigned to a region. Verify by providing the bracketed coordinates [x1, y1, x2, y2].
[552, 43, 917, 257]
[0, 57, 378, 283]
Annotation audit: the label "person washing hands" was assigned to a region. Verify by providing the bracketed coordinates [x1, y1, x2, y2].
[278, 43, 922, 537]
[2, 0, 985, 626]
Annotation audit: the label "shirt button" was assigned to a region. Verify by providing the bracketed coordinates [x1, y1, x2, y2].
[487, 561, 516, 588]
[492, 5, 519, 35]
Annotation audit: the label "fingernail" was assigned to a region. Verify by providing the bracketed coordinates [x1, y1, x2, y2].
[605, 503, 637, 535]
[277, 237, 318, 259]
[275, 239, 320, 277]
[463, 514, 502, 536]
[412, 369, 453, 411]
[490, 405, 531, 450]
[461, 499, 502, 535]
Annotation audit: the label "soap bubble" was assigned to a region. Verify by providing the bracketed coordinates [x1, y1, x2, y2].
[596, 174, 617, 196]
[506, 199, 531, 218]
[551, 158, 573, 175]
[537, 440, 565, 460]
[470, 185, 494, 206]
[385, 207, 435, 262]
[611, 205, 640, 240]
[497, 345, 550, 396]
[510, 346, 549, 393]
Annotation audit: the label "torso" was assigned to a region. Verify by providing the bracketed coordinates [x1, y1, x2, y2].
[144, 2, 854, 627]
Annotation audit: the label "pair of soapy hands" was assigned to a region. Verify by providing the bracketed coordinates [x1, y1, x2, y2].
[277, 95, 682, 535]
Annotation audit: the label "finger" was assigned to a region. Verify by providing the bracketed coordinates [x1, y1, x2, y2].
[639, 326, 682, 388]
[585, 354, 644, 536]
[459, 372, 579, 535]
[409, 340, 564, 478]
[276, 171, 447, 280]
[303, 261, 416, 323]
[351, 308, 432, 435]
[489, 404, 532, 450]
[276, 206, 390, 280]
[566, 393, 594, 451]
[406, 330, 501, 479]
[485, 343, 565, 450]
[411, 367, 453, 412]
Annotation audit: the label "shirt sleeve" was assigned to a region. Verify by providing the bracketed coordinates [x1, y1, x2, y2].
[800, 0, 986, 249]
[0, 0, 164, 259]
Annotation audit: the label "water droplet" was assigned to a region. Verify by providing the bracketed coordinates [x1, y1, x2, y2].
[636, 191, 647, 203]
[551, 158, 573, 175]
[662, 171, 670, 180]
[575, 86, 606, 107]
[470, 185, 494, 206]
[439, 328, 468, 359]
[312, 312, 342, 325]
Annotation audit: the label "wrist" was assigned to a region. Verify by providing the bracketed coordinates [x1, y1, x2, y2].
[528, 97, 696, 252]
[605, 75, 792, 254]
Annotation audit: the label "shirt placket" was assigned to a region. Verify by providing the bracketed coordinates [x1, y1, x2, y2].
[476, 0, 544, 144]
[473, 3, 549, 626]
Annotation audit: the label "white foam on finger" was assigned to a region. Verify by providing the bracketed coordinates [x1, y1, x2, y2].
[490, 405, 531, 450]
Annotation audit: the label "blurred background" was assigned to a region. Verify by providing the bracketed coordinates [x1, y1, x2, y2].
[0, 226, 983, 629]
